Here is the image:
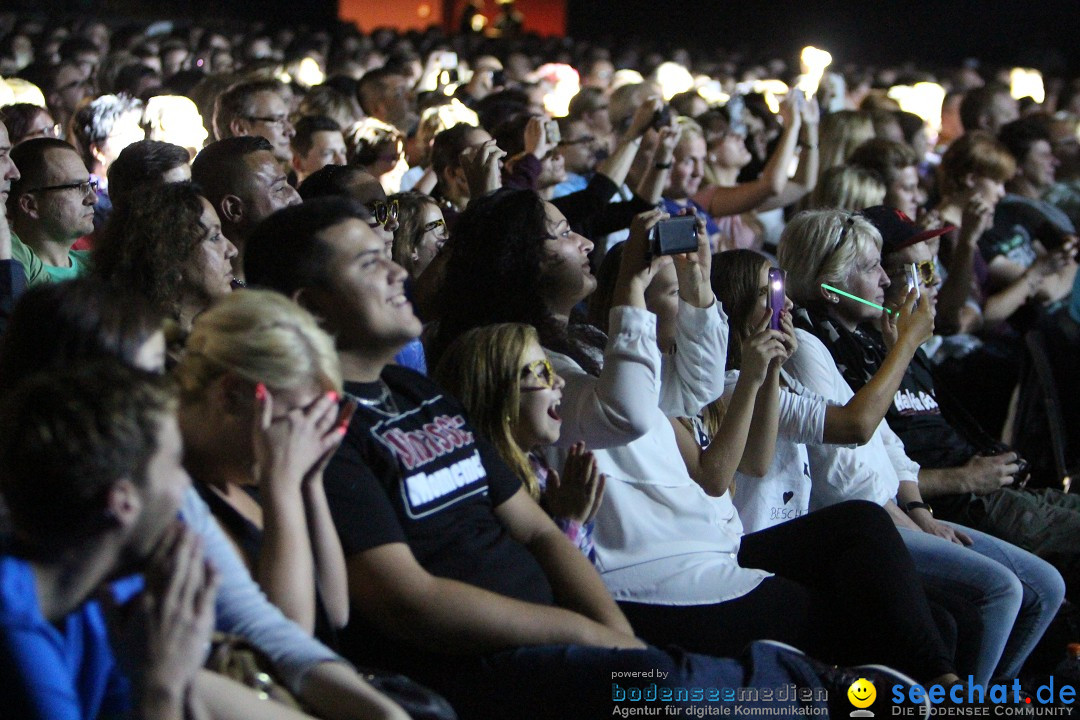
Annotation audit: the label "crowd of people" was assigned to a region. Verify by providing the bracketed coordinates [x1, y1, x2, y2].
[2, 9, 1080, 719]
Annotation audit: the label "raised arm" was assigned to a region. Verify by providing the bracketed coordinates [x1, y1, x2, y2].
[659, 214, 727, 417]
[635, 124, 681, 205]
[697, 90, 804, 218]
[686, 313, 787, 495]
[0, 198, 28, 334]
[936, 197, 992, 334]
[254, 388, 349, 633]
[821, 289, 934, 445]
[553, 211, 671, 449]
[595, 97, 661, 190]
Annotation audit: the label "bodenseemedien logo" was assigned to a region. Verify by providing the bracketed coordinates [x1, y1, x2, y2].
[848, 677, 876, 717]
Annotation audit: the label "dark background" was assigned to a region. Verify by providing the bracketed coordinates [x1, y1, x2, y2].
[9, 0, 1080, 75]
[565, 0, 1080, 75]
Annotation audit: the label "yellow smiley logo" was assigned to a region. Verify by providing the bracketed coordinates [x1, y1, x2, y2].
[848, 678, 876, 708]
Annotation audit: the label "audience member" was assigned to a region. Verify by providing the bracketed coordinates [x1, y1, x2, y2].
[7, 137, 94, 284]
[292, 115, 348, 185]
[191, 136, 301, 280]
[212, 79, 295, 166]
[93, 181, 235, 334]
[70, 93, 145, 229]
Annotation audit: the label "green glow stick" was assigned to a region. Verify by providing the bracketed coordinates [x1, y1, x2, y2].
[820, 284, 894, 314]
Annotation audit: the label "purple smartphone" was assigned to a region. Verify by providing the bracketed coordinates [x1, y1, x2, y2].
[767, 268, 785, 330]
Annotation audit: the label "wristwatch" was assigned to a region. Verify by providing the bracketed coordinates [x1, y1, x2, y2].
[903, 501, 933, 515]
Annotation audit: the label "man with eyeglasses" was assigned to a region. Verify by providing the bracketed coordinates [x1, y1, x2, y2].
[212, 79, 296, 169]
[6, 138, 94, 285]
[33, 61, 93, 134]
[858, 206, 1080, 602]
[0, 118, 27, 332]
[552, 117, 604, 199]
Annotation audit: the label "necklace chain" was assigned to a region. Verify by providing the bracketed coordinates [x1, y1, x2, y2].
[345, 381, 400, 416]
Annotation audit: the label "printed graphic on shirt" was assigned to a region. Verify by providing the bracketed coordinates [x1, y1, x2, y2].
[893, 387, 941, 415]
[768, 463, 811, 522]
[371, 400, 489, 519]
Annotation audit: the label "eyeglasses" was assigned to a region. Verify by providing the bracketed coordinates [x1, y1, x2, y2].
[369, 198, 399, 227]
[912, 259, 937, 285]
[242, 114, 292, 129]
[423, 218, 448, 239]
[520, 358, 557, 391]
[891, 259, 938, 286]
[559, 135, 597, 147]
[24, 178, 99, 196]
[23, 124, 61, 141]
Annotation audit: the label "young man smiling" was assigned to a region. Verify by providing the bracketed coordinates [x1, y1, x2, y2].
[243, 197, 931, 719]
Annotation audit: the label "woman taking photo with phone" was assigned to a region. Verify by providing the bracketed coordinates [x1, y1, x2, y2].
[777, 208, 1064, 684]
[430, 187, 962, 685]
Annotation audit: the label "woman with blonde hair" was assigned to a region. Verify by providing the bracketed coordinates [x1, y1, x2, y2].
[817, 110, 875, 174]
[661, 92, 810, 252]
[434, 322, 604, 559]
[809, 165, 887, 211]
[174, 289, 353, 641]
[778, 208, 1064, 684]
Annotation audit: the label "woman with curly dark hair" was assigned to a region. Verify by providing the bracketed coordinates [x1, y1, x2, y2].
[93, 181, 237, 333]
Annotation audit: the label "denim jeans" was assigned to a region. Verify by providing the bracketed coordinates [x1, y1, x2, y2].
[423, 641, 829, 719]
[898, 521, 1065, 683]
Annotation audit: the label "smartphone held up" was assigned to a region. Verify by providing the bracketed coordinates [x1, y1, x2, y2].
[767, 268, 785, 330]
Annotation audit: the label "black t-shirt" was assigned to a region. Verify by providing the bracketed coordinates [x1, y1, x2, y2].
[872, 341, 978, 471]
[324, 365, 553, 672]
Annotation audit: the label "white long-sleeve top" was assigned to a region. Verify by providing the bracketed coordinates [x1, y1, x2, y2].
[543, 300, 770, 606]
[783, 330, 920, 510]
[724, 349, 828, 533]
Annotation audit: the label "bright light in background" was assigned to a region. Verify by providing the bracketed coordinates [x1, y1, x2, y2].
[4, 78, 46, 106]
[888, 82, 946, 136]
[695, 76, 730, 107]
[533, 63, 580, 117]
[0, 78, 14, 107]
[294, 57, 325, 88]
[144, 95, 209, 155]
[610, 69, 645, 93]
[796, 46, 832, 97]
[740, 79, 790, 114]
[654, 62, 695, 101]
[1010, 68, 1045, 103]
[423, 99, 480, 133]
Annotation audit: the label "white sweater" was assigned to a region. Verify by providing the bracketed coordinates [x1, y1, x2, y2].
[543, 300, 770, 606]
